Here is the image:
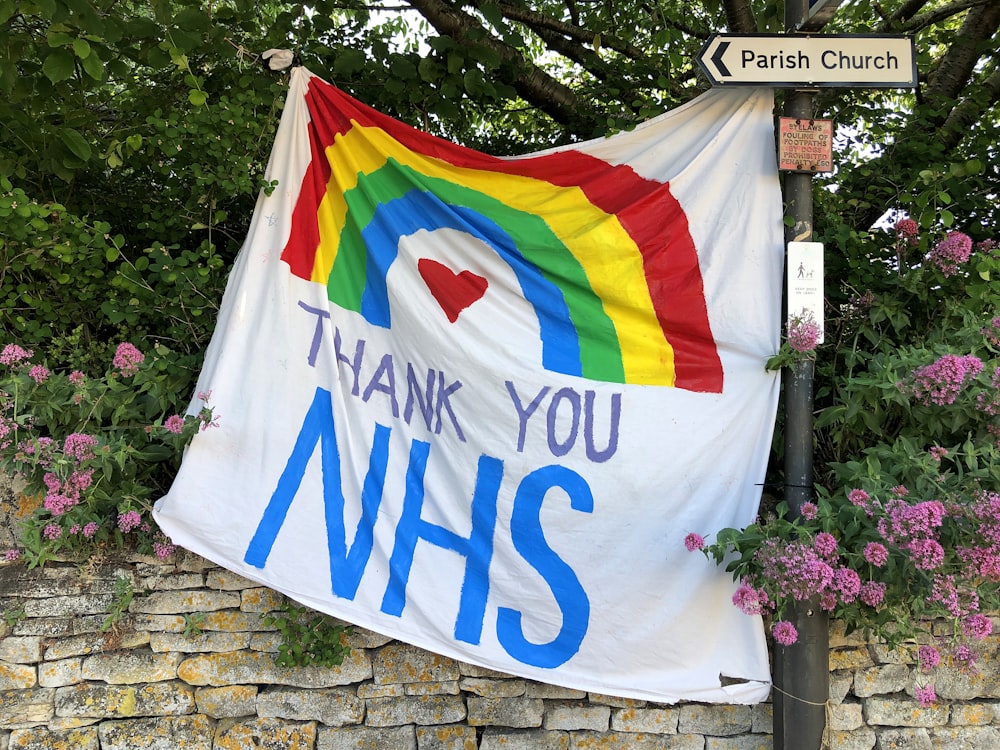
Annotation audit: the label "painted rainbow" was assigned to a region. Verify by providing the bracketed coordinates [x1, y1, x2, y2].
[281, 75, 723, 392]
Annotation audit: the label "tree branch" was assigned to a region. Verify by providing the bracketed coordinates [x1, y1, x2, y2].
[491, 1, 646, 60]
[405, 0, 599, 133]
[722, 0, 756, 33]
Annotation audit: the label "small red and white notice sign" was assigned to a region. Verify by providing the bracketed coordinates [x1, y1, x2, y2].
[778, 117, 833, 173]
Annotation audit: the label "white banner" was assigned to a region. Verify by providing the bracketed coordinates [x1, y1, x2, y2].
[154, 68, 783, 703]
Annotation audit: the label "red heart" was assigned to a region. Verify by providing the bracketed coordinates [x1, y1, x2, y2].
[417, 258, 489, 323]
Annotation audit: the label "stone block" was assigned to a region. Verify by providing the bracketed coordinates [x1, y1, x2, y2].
[587, 693, 646, 708]
[373, 643, 461, 685]
[213, 717, 316, 750]
[750, 703, 772, 734]
[97, 715, 214, 750]
[544, 704, 610, 731]
[459, 677, 526, 697]
[480, 728, 570, 749]
[42, 631, 149, 661]
[704, 736, 772, 750]
[199, 610, 272, 632]
[54, 681, 195, 718]
[829, 646, 875, 671]
[416, 725, 478, 750]
[0, 662, 35, 690]
[677, 704, 751, 735]
[7, 726, 98, 750]
[249, 632, 282, 652]
[948, 702, 994, 725]
[875, 727, 932, 749]
[22, 595, 113, 618]
[931, 725, 1000, 749]
[405, 681, 460, 696]
[317, 725, 416, 750]
[195, 685, 258, 718]
[569, 731, 703, 749]
[10, 618, 73, 638]
[148, 631, 251, 653]
[611, 707, 679, 734]
[38, 659, 81, 688]
[828, 701, 864, 731]
[457, 661, 511, 679]
[257, 687, 364, 726]
[932, 664, 992, 701]
[829, 671, 853, 704]
[130, 614, 187, 633]
[240, 587, 285, 613]
[826, 727, 876, 750]
[0, 689, 55, 729]
[0, 638, 41, 664]
[129, 590, 241, 614]
[81, 651, 181, 684]
[852, 664, 910, 697]
[863, 696, 949, 727]
[365, 695, 467, 727]
[466, 697, 543, 728]
[178, 648, 372, 687]
[205, 569, 255, 590]
[524, 682, 586, 700]
[345, 627, 393, 649]
[139, 573, 204, 592]
[357, 681, 405, 698]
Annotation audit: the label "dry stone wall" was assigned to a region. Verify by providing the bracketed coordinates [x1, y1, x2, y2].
[1, 552, 999, 749]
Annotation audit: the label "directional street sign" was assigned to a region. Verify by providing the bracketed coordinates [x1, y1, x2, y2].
[697, 34, 917, 88]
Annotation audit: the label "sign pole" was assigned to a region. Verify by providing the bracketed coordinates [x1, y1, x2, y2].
[772, 12, 830, 744]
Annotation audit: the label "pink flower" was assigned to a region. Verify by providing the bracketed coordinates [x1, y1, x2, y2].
[908, 354, 983, 406]
[3, 549, 20, 562]
[848, 488, 874, 515]
[799, 502, 818, 521]
[112, 342, 145, 376]
[43, 523, 62, 540]
[814, 532, 838, 558]
[63, 433, 98, 461]
[928, 231, 972, 276]
[961, 613, 992, 640]
[772, 620, 798, 646]
[153, 541, 177, 559]
[117, 510, 142, 533]
[908, 538, 945, 571]
[917, 645, 940, 672]
[29, 364, 50, 383]
[733, 583, 768, 615]
[860, 581, 886, 607]
[68, 370, 85, 386]
[0, 344, 33, 365]
[864, 542, 889, 567]
[914, 683, 936, 707]
[163, 414, 185, 434]
[787, 314, 821, 352]
[929, 446, 948, 462]
[684, 533, 706, 552]
[82, 522, 99, 538]
[894, 217, 919, 244]
[833, 567, 861, 602]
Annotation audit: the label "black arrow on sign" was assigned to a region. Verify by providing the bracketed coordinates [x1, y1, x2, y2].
[711, 41, 731, 77]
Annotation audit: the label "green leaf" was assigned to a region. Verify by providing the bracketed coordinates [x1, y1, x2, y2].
[59, 128, 92, 161]
[188, 89, 208, 106]
[72, 38, 91, 59]
[42, 49, 76, 84]
[80, 52, 105, 81]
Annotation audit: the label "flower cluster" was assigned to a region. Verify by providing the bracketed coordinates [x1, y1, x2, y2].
[905, 354, 983, 406]
[928, 231, 973, 277]
[696, 461, 1000, 706]
[787, 313, 822, 353]
[1, 342, 214, 565]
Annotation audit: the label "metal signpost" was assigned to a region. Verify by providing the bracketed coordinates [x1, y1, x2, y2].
[696, 3, 917, 748]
